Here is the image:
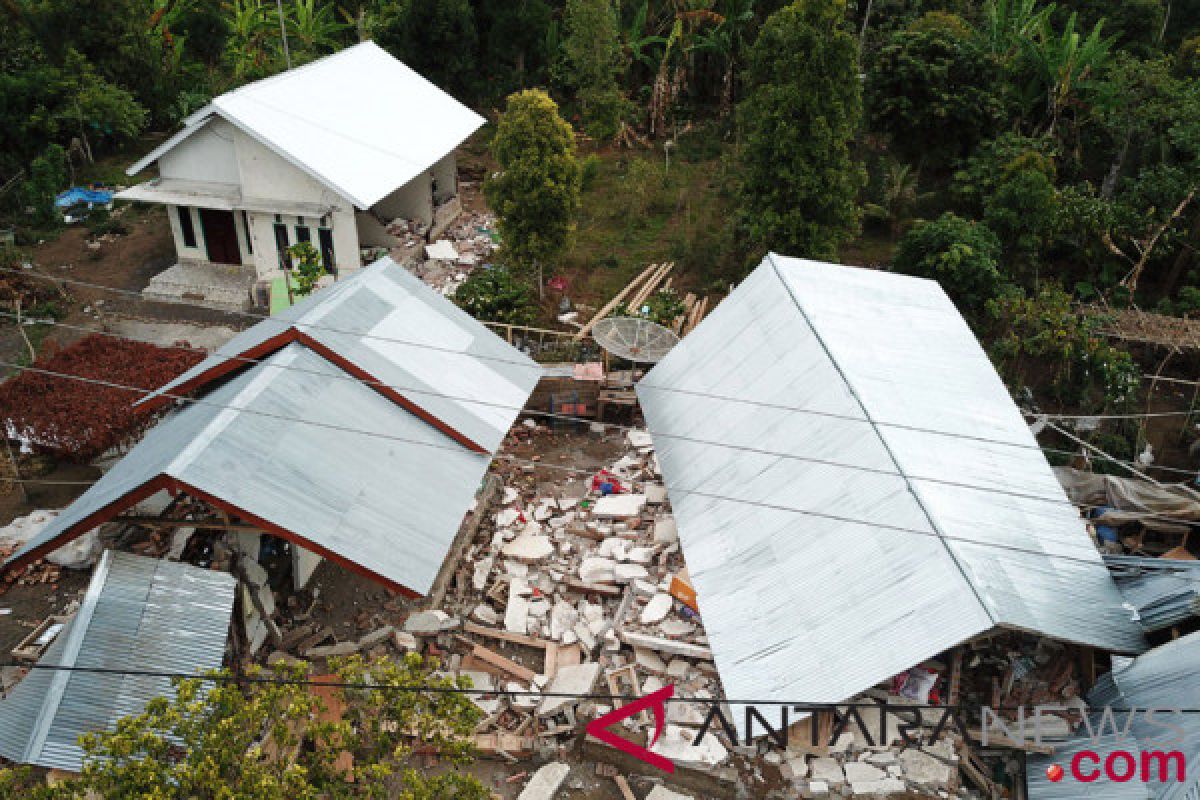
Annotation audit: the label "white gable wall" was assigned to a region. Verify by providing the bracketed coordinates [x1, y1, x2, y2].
[158, 118, 241, 185]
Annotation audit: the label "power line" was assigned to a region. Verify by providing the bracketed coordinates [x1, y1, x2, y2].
[0, 359, 1180, 578]
[7, 265, 1200, 482]
[0, 661, 1183, 713]
[6, 309, 1199, 517]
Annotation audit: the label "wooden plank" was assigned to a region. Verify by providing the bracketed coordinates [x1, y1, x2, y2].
[470, 643, 537, 683]
[575, 262, 661, 340]
[618, 629, 713, 660]
[463, 621, 550, 650]
[628, 262, 674, 309]
[563, 578, 623, 596]
[966, 729, 1055, 755]
[613, 775, 637, 800]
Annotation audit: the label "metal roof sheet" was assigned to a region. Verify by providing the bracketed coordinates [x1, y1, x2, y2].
[139, 257, 541, 454]
[1027, 632, 1200, 799]
[0, 550, 234, 772]
[636, 254, 1146, 730]
[7, 343, 494, 595]
[128, 42, 485, 208]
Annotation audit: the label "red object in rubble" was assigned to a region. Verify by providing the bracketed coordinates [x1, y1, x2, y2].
[591, 470, 624, 494]
[546, 276, 569, 292]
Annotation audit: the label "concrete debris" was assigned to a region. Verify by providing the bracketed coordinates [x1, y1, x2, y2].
[517, 762, 571, 800]
[640, 593, 673, 624]
[537, 662, 601, 717]
[645, 787, 694, 800]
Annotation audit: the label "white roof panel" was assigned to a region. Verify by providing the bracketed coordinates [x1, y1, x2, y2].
[636, 254, 1146, 727]
[129, 42, 485, 208]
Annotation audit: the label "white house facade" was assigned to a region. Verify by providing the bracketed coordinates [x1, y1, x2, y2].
[118, 42, 484, 310]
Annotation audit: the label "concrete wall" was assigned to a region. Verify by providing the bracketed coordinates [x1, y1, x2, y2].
[356, 211, 400, 248]
[158, 119, 240, 184]
[372, 173, 434, 228]
[432, 153, 457, 205]
[166, 204, 209, 263]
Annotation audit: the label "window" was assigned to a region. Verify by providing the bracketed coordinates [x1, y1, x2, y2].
[273, 222, 290, 268]
[318, 227, 335, 275]
[177, 206, 196, 248]
[241, 212, 253, 254]
[295, 223, 311, 245]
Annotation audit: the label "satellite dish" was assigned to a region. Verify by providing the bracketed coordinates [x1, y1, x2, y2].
[592, 317, 679, 364]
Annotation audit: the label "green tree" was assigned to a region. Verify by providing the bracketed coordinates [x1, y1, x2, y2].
[5, 656, 486, 799]
[737, 0, 865, 261]
[893, 213, 1005, 320]
[559, 0, 627, 137]
[864, 160, 930, 240]
[983, 152, 1060, 276]
[454, 266, 538, 324]
[287, 241, 325, 297]
[372, 0, 478, 98]
[22, 145, 68, 230]
[474, 0, 555, 98]
[484, 90, 582, 296]
[867, 14, 1004, 164]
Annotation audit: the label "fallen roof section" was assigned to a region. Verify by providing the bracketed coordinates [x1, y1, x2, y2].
[1027, 631, 1200, 799]
[0, 550, 235, 772]
[138, 257, 542, 454]
[127, 41, 485, 209]
[636, 254, 1146, 732]
[4, 344, 494, 595]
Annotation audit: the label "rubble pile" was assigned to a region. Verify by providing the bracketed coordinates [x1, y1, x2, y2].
[404, 208, 498, 295]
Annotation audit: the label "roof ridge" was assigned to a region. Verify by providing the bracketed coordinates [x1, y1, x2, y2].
[764, 252, 998, 628]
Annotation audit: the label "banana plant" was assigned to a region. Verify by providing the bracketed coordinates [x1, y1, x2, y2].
[287, 0, 348, 55]
[691, 0, 755, 112]
[623, 0, 667, 73]
[1023, 12, 1113, 135]
[982, 0, 1055, 62]
[864, 161, 933, 240]
[224, 0, 275, 81]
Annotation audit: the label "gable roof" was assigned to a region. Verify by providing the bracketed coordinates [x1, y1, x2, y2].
[5, 344, 495, 595]
[127, 42, 485, 209]
[138, 257, 542, 454]
[636, 254, 1146, 728]
[0, 550, 235, 772]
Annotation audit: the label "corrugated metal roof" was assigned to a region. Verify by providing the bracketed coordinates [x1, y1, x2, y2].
[1027, 632, 1200, 799]
[0, 550, 234, 772]
[127, 42, 485, 209]
[636, 254, 1146, 731]
[139, 257, 542, 454]
[1106, 555, 1200, 632]
[6, 343, 495, 595]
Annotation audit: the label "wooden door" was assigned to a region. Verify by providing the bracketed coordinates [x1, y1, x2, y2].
[199, 209, 241, 265]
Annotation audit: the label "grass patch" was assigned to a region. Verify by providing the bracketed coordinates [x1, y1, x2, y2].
[562, 133, 739, 306]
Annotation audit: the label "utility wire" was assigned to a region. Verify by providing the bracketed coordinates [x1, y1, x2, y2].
[0, 359, 1181, 577]
[5, 309, 1199, 516]
[0, 661, 1174, 713]
[7, 265, 1200, 483]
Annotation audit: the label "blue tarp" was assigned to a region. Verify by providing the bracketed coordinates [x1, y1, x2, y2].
[55, 187, 113, 208]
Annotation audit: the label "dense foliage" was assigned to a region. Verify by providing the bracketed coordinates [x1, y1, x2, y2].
[894, 213, 1004, 318]
[737, 0, 864, 261]
[485, 89, 582, 291]
[0, 334, 203, 462]
[0, 656, 488, 799]
[453, 266, 539, 324]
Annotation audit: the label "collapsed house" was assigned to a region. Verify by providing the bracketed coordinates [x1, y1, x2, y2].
[1026, 630, 1200, 799]
[1, 256, 539, 610]
[0, 550, 236, 771]
[117, 41, 484, 310]
[635, 254, 1148, 738]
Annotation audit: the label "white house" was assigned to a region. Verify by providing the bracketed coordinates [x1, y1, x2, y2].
[118, 42, 484, 310]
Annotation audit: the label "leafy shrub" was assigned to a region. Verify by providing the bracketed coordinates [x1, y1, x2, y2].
[580, 154, 603, 191]
[893, 213, 1004, 319]
[453, 266, 538, 325]
[987, 285, 1141, 410]
[614, 287, 686, 327]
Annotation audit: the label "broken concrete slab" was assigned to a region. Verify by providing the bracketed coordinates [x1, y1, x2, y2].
[517, 762, 571, 800]
[579, 557, 617, 584]
[537, 662, 601, 717]
[404, 610, 458, 634]
[641, 593, 673, 624]
[649, 724, 728, 768]
[592, 494, 647, 519]
[646, 787, 694, 800]
[844, 762, 886, 783]
[809, 758, 845, 786]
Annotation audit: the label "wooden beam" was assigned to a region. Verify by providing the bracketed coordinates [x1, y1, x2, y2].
[113, 515, 263, 532]
[575, 262, 662, 341]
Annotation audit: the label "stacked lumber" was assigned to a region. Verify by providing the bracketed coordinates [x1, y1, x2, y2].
[575, 262, 717, 341]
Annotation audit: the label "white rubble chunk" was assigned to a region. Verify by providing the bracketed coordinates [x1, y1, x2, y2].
[579, 557, 617, 584]
[495, 508, 520, 527]
[626, 429, 654, 450]
[505, 579, 531, 634]
[641, 593, 673, 624]
[472, 556, 494, 591]
[646, 787, 694, 800]
[810, 758, 845, 785]
[502, 487, 519, 504]
[537, 663, 601, 717]
[501, 532, 552, 563]
[650, 724, 727, 767]
[659, 618, 694, 637]
[517, 762, 571, 800]
[653, 517, 678, 544]
[471, 604, 500, 625]
[614, 563, 649, 582]
[592, 494, 647, 519]
[844, 762, 886, 783]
